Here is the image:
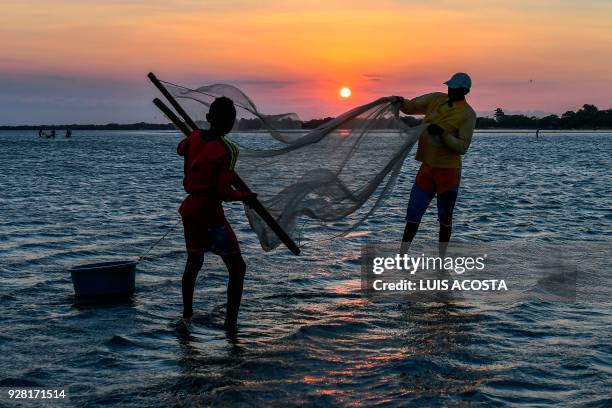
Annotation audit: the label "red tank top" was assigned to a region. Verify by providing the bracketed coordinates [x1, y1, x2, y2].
[177, 130, 248, 219]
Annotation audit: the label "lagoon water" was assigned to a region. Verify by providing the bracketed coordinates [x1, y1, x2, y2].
[1, 130, 611, 406]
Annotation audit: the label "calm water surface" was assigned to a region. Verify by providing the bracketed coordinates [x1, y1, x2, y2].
[1, 131, 610, 406]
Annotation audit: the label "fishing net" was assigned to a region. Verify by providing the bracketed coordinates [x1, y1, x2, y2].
[162, 81, 426, 252]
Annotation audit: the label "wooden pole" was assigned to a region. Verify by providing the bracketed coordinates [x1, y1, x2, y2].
[148, 73, 199, 130]
[152, 97, 301, 255]
[153, 98, 190, 135]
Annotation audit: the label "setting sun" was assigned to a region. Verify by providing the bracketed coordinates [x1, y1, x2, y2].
[339, 87, 351, 98]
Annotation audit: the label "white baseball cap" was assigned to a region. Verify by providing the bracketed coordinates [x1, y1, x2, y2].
[444, 72, 472, 89]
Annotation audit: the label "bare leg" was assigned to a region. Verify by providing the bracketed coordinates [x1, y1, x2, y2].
[182, 251, 204, 318]
[402, 181, 433, 254]
[438, 224, 452, 259]
[400, 222, 419, 254]
[221, 254, 246, 329]
[436, 188, 458, 259]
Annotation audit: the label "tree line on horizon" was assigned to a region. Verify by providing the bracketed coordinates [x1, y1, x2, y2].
[478, 104, 612, 129]
[2, 104, 611, 131]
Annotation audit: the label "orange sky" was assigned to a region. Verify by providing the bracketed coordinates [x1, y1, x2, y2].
[1, 0, 611, 124]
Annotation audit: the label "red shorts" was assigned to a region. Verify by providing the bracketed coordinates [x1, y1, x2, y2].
[179, 195, 241, 255]
[182, 217, 241, 255]
[415, 163, 461, 195]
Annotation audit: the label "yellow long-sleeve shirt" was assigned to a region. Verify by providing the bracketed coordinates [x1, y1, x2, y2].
[401, 92, 476, 168]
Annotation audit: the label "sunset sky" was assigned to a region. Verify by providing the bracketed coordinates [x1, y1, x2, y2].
[1, 0, 611, 124]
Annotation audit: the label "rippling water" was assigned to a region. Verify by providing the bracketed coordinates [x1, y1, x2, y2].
[1, 130, 610, 406]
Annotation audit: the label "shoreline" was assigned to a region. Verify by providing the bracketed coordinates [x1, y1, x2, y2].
[1, 127, 611, 133]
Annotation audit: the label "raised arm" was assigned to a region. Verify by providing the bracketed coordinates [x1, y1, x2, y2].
[177, 130, 198, 156]
[400, 92, 443, 115]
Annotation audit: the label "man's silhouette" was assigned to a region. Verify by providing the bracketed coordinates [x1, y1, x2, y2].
[177, 97, 255, 329]
[398, 73, 476, 257]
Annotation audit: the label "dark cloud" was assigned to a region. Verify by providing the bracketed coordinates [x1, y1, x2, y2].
[0, 72, 156, 125]
[222, 78, 302, 89]
[0, 72, 311, 125]
[363, 74, 382, 81]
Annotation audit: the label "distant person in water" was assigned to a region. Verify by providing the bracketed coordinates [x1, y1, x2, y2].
[397, 72, 476, 257]
[177, 96, 254, 329]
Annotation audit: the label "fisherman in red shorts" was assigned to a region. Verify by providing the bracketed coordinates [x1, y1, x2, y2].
[397, 73, 477, 257]
[177, 96, 254, 328]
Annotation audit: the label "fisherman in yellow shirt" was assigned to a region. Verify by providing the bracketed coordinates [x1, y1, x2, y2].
[398, 73, 476, 256]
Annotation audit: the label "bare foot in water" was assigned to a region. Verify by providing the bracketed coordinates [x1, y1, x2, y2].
[223, 320, 237, 332]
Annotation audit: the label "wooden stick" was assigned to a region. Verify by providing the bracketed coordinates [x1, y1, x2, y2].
[148, 72, 199, 130]
[153, 98, 190, 134]
[152, 97, 301, 255]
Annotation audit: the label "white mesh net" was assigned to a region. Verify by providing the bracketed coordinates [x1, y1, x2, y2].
[163, 81, 426, 252]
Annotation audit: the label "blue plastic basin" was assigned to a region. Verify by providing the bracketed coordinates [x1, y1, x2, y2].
[69, 260, 137, 301]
